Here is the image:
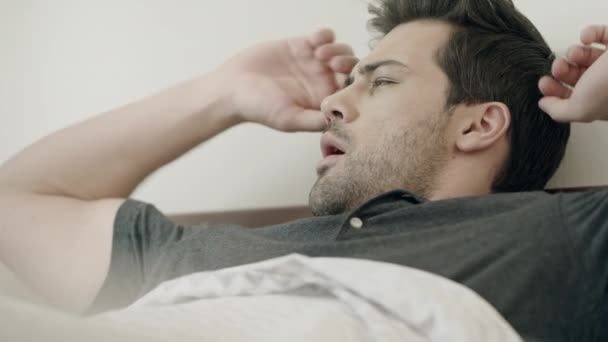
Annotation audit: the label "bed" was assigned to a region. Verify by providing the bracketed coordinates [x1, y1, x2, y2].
[0, 186, 603, 342]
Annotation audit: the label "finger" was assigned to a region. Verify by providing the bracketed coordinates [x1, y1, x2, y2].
[329, 55, 359, 74]
[282, 110, 327, 132]
[538, 97, 572, 123]
[538, 76, 572, 99]
[580, 25, 608, 46]
[566, 44, 605, 68]
[551, 57, 585, 87]
[308, 28, 335, 47]
[314, 43, 354, 61]
[335, 74, 349, 89]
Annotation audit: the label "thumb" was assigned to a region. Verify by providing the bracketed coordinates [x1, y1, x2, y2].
[281, 110, 327, 132]
[538, 97, 572, 122]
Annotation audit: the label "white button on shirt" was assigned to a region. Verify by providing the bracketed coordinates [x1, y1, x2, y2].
[349, 217, 364, 229]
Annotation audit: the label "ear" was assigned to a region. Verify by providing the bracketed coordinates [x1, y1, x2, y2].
[456, 102, 511, 153]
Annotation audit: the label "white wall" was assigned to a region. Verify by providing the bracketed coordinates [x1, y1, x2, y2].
[0, 0, 606, 214]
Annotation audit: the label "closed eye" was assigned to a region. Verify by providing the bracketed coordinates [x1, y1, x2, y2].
[343, 76, 395, 90]
[372, 78, 395, 88]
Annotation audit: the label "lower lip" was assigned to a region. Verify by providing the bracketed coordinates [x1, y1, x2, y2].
[316, 154, 344, 171]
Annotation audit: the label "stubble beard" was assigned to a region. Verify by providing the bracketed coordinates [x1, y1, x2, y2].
[309, 114, 449, 216]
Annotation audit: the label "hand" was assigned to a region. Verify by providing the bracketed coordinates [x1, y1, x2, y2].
[215, 29, 358, 132]
[539, 25, 608, 123]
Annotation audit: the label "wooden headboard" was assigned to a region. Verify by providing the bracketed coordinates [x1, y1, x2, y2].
[170, 206, 312, 227]
[169, 186, 607, 228]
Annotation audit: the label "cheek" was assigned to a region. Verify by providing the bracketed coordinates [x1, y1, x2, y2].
[359, 94, 432, 126]
[351, 124, 404, 159]
[399, 81, 447, 114]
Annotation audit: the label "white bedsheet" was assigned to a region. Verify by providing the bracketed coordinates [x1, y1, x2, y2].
[96, 254, 522, 342]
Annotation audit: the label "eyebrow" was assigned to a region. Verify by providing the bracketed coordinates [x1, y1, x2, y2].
[345, 59, 409, 87]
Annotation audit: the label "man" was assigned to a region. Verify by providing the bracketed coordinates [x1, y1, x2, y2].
[0, 0, 606, 341]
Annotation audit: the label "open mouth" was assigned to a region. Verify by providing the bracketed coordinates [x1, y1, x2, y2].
[323, 145, 345, 157]
[320, 133, 347, 159]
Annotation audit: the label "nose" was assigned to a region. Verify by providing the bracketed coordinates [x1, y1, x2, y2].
[321, 89, 356, 125]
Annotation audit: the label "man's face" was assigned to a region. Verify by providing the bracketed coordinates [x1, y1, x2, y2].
[309, 20, 456, 216]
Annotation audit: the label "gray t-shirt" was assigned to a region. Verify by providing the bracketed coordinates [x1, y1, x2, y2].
[91, 190, 608, 342]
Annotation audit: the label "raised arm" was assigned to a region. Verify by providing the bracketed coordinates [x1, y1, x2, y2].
[0, 29, 357, 313]
[0, 75, 237, 313]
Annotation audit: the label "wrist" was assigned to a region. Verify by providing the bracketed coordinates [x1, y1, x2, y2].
[191, 71, 244, 128]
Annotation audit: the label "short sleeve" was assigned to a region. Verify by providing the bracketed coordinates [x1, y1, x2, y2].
[559, 190, 608, 300]
[87, 199, 187, 314]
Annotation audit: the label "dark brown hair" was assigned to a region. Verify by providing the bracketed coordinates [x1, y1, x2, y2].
[368, 0, 570, 192]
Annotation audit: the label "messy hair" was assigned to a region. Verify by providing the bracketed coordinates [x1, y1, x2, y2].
[369, 0, 570, 192]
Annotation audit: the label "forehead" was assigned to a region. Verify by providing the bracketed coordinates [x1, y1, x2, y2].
[361, 20, 454, 71]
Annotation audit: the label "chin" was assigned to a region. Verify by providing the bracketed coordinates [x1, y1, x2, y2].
[309, 172, 352, 217]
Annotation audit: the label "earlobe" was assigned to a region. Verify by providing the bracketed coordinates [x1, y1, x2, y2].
[455, 103, 511, 153]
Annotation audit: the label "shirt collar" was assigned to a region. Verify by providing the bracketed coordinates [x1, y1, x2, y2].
[344, 189, 426, 217]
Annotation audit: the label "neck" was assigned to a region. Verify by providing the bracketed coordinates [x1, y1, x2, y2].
[427, 159, 496, 201]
